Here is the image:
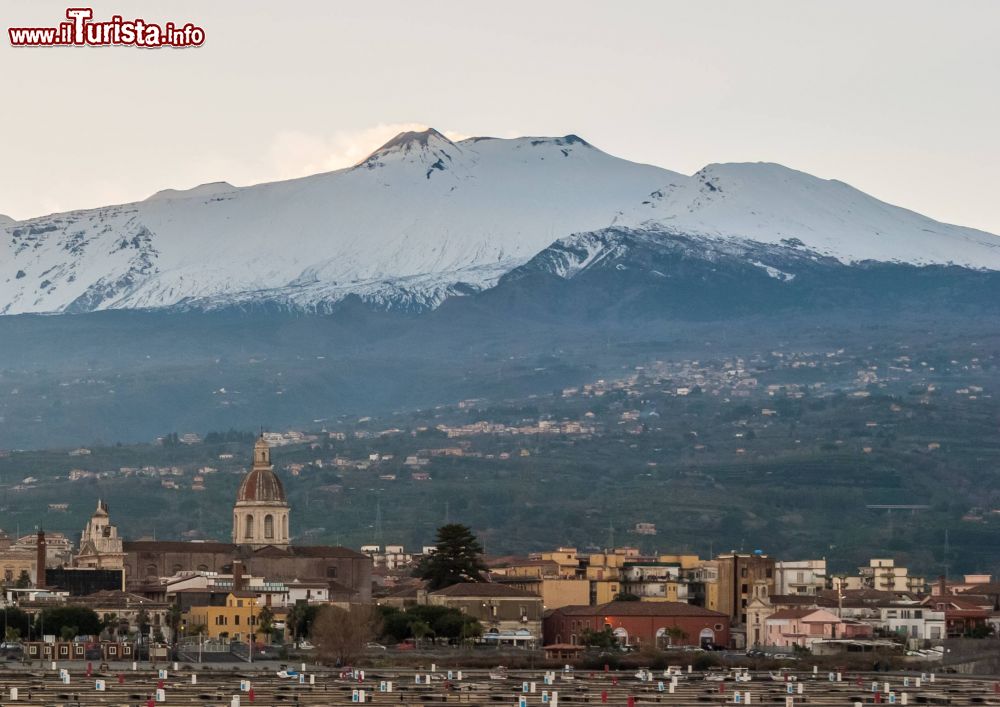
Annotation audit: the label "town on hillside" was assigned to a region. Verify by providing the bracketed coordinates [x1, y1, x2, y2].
[2, 437, 999, 670]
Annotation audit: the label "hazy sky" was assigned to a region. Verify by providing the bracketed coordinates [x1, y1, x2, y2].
[3, 0, 998, 233]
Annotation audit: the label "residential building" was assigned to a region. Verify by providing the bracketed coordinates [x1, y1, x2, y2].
[878, 604, 946, 642]
[858, 559, 925, 593]
[775, 559, 827, 595]
[543, 600, 730, 649]
[764, 608, 872, 649]
[183, 591, 264, 642]
[427, 582, 544, 644]
[715, 552, 776, 626]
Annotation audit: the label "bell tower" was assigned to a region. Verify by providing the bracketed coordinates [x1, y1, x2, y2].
[232, 435, 290, 548]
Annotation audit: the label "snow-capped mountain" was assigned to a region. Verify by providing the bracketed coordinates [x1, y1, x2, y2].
[2, 128, 999, 315]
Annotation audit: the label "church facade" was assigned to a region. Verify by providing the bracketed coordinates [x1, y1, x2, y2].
[115, 436, 370, 601]
[76, 500, 125, 569]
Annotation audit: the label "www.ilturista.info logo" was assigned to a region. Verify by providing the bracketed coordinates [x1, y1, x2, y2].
[9, 8, 205, 48]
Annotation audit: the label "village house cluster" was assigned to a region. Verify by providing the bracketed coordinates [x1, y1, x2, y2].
[3, 436, 998, 665]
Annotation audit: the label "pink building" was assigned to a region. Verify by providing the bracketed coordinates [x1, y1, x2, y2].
[764, 608, 870, 649]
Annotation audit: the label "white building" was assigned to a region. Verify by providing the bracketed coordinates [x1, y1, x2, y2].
[775, 559, 827, 595]
[878, 605, 946, 642]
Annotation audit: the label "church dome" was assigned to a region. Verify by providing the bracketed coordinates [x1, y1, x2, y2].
[237, 466, 287, 503]
[235, 435, 288, 504]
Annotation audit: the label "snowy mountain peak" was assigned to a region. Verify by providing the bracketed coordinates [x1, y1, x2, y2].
[2, 133, 999, 316]
[145, 181, 236, 202]
[356, 127, 461, 172]
[627, 161, 1000, 269]
[0, 214, 15, 227]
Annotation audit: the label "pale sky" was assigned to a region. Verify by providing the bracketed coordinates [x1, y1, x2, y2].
[2, 0, 998, 233]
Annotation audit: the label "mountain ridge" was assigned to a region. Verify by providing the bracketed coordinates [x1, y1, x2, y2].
[2, 128, 999, 316]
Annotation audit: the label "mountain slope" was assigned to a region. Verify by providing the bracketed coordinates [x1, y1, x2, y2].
[2, 129, 1000, 316]
[0, 130, 677, 315]
[621, 162, 1000, 267]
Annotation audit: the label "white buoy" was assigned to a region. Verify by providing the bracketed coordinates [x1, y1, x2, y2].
[231, 696, 241, 707]
[458, 671, 463, 681]
[901, 694, 908, 705]
[156, 688, 166, 702]
[310, 674, 316, 685]
[191, 674, 198, 685]
[132, 661, 138, 671]
[10, 687, 18, 700]
[551, 691, 559, 707]
[745, 691, 752, 704]
[95, 679, 106, 691]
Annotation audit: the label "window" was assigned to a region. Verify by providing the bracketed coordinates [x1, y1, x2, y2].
[264, 514, 274, 539]
[326, 566, 338, 578]
[245, 514, 254, 539]
[235, 615, 240, 625]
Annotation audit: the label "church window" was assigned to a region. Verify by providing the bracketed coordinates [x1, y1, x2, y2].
[282, 515, 288, 539]
[326, 566, 338, 578]
[172, 564, 183, 574]
[245, 515, 254, 539]
[146, 564, 158, 578]
[264, 514, 274, 539]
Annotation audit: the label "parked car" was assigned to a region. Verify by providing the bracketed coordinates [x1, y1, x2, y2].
[365, 642, 387, 651]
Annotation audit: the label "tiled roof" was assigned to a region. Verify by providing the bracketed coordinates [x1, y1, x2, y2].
[430, 582, 540, 598]
[553, 601, 727, 618]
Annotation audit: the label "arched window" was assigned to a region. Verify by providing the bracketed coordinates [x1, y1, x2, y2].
[171, 564, 183, 575]
[282, 514, 288, 540]
[145, 564, 158, 579]
[244, 514, 254, 539]
[264, 514, 274, 539]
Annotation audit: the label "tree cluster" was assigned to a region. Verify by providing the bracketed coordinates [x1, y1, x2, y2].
[378, 605, 482, 644]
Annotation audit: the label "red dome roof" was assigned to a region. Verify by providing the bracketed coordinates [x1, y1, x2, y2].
[237, 467, 287, 504]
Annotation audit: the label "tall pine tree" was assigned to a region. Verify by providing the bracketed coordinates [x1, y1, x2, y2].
[417, 524, 487, 590]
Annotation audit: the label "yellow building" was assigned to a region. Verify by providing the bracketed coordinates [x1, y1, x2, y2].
[491, 558, 590, 609]
[183, 592, 263, 642]
[538, 548, 584, 578]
